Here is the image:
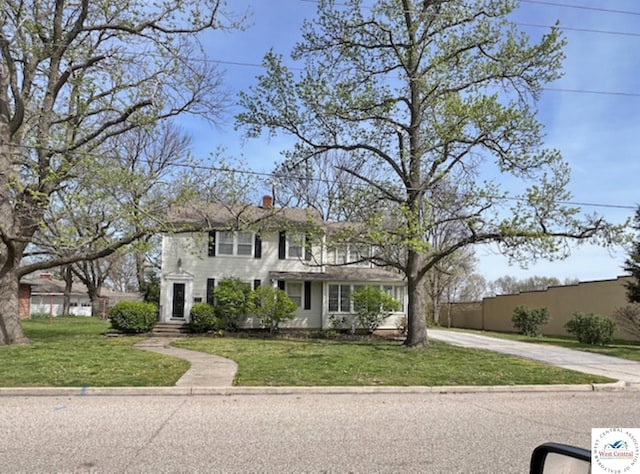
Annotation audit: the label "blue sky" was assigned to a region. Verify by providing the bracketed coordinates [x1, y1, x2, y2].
[180, 0, 639, 284]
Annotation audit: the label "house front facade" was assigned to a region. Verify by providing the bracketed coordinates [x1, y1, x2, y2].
[160, 198, 407, 331]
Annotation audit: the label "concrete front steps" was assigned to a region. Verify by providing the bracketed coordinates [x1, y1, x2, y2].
[150, 322, 190, 337]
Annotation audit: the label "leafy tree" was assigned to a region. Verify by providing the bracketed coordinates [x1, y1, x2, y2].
[250, 285, 297, 334]
[612, 305, 640, 341]
[140, 272, 162, 306]
[237, 0, 615, 347]
[624, 207, 640, 303]
[0, 0, 237, 344]
[424, 182, 480, 324]
[352, 286, 400, 333]
[272, 150, 374, 221]
[213, 277, 253, 331]
[490, 275, 564, 295]
[452, 273, 489, 303]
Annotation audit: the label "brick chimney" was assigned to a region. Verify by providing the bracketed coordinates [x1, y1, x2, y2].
[39, 273, 54, 280]
[261, 195, 273, 208]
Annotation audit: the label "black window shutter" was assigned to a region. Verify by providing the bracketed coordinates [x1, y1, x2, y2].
[208, 231, 216, 257]
[304, 234, 312, 261]
[277, 280, 285, 291]
[206, 278, 215, 305]
[278, 231, 286, 259]
[304, 281, 311, 310]
[253, 279, 261, 290]
[254, 234, 262, 259]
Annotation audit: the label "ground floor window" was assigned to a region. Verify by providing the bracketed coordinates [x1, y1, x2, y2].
[286, 282, 303, 307]
[328, 283, 404, 313]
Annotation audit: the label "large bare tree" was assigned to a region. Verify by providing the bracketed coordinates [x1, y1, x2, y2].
[237, 0, 618, 347]
[0, 0, 237, 344]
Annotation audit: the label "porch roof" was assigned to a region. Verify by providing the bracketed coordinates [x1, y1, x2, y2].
[269, 266, 405, 283]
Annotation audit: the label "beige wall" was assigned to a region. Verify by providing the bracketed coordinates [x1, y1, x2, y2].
[448, 276, 636, 340]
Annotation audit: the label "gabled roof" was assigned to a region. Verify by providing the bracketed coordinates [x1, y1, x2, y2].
[167, 201, 323, 231]
[21, 274, 141, 299]
[23, 275, 88, 296]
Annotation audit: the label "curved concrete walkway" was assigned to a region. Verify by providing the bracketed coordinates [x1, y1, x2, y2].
[429, 329, 640, 389]
[134, 338, 237, 387]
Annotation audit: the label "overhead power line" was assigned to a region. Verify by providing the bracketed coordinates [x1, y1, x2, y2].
[520, 0, 640, 17]
[6, 142, 637, 212]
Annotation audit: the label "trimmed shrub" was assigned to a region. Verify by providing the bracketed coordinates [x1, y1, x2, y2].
[108, 301, 157, 334]
[188, 303, 218, 334]
[251, 285, 296, 334]
[213, 277, 252, 331]
[565, 312, 616, 345]
[352, 286, 400, 333]
[511, 305, 550, 337]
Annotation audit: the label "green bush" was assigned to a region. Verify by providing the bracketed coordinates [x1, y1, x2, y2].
[511, 305, 550, 337]
[213, 277, 253, 331]
[188, 303, 218, 334]
[108, 301, 157, 334]
[565, 312, 616, 345]
[352, 286, 400, 333]
[251, 285, 296, 334]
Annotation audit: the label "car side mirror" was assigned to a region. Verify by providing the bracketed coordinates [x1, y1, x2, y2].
[530, 442, 591, 474]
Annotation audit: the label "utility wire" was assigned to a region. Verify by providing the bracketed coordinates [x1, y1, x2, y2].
[519, 0, 640, 17]
[6, 142, 636, 211]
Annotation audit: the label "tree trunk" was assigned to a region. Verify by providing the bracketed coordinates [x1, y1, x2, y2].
[0, 270, 30, 345]
[404, 251, 428, 347]
[430, 274, 441, 325]
[86, 284, 103, 317]
[62, 266, 72, 315]
[135, 250, 146, 292]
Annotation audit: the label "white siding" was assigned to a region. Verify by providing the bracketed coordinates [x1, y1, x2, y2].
[160, 229, 407, 330]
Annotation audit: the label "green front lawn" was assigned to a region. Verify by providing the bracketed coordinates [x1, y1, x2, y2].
[0, 317, 189, 387]
[0, 318, 616, 387]
[174, 336, 614, 386]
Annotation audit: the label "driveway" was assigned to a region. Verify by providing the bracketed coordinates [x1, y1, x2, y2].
[429, 329, 640, 388]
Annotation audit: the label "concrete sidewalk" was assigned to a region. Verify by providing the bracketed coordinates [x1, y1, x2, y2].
[429, 329, 640, 389]
[135, 337, 237, 387]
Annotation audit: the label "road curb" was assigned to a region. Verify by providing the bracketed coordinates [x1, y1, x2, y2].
[0, 381, 628, 397]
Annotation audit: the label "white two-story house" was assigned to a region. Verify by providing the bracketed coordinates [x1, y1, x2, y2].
[159, 196, 407, 331]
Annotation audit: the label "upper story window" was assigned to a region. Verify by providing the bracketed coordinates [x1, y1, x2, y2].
[279, 231, 311, 260]
[208, 231, 257, 257]
[287, 234, 305, 259]
[327, 244, 371, 267]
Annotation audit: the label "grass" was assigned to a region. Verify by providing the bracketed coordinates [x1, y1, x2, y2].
[0, 317, 189, 387]
[0, 318, 618, 387]
[457, 329, 640, 362]
[174, 336, 614, 386]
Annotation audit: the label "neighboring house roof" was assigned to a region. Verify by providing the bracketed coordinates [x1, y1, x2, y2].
[21, 273, 141, 300]
[168, 199, 323, 231]
[270, 266, 404, 282]
[24, 275, 88, 297]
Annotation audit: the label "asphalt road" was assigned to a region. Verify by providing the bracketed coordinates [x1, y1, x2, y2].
[2, 391, 638, 473]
